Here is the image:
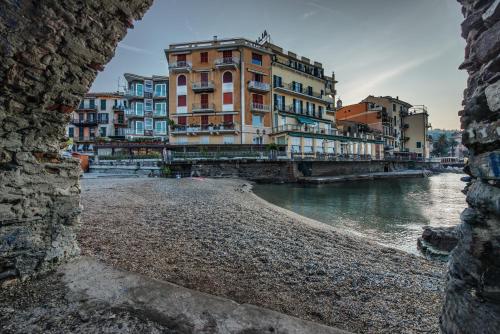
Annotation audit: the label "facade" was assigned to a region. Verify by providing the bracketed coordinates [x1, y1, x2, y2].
[362, 95, 412, 154]
[265, 42, 339, 156]
[403, 106, 431, 159]
[124, 73, 169, 141]
[336, 120, 385, 159]
[67, 92, 127, 152]
[165, 37, 273, 145]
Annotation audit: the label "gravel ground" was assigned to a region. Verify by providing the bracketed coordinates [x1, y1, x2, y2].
[77, 177, 446, 333]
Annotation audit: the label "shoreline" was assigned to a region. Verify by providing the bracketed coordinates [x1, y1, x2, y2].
[74, 177, 445, 333]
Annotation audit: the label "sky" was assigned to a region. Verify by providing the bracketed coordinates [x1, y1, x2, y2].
[91, 0, 467, 130]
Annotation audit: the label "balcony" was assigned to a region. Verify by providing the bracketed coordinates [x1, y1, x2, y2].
[125, 128, 144, 136]
[71, 118, 98, 126]
[153, 109, 168, 117]
[112, 105, 126, 111]
[153, 92, 167, 99]
[192, 81, 215, 92]
[250, 103, 270, 113]
[248, 81, 270, 92]
[125, 109, 144, 118]
[171, 123, 239, 135]
[214, 57, 240, 69]
[274, 82, 323, 100]
[271, 124, 338, 136]
[97, 117, 109, 124]
[192, 103, 215, 113]
[76, 105, 97, 112]
[153, 130, 168, 136]
[74, 136, 96, 142]
[168, 61, 192, 72]
[125, 90, 144, 99]
[275, 104, 326, 120]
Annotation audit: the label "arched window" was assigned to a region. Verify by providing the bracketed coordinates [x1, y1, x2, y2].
[222, 71, 232, 83]
[177, 75, 186, 86]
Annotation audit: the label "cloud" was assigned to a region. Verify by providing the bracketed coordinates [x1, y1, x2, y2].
[301, 10, 317, 20]
[118, 43, 155, 56]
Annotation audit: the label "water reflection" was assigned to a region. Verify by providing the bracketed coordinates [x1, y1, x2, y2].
[254, 174, 466, 253]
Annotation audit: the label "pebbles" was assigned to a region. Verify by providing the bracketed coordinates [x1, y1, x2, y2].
[78, 177, 446, 333]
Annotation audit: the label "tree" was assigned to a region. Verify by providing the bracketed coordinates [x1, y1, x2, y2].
[449, 138, 458, 157]
[432, 134, 450, 157]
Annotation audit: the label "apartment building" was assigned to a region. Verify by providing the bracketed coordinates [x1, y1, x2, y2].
[165, 37, 273, 145]
[336, 120, 385, 159]
[403, 106, 431, 158]
[362, 95, 412, 154]
[124, 73, 169, 141]
[67, 92, 127, 152]
[265, 42, 338, 155]
[336, 102, 393, 149]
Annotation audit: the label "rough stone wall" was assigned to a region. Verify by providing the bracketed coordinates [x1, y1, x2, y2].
[441, 1, 500, 332]
[0, 0, 153, 283]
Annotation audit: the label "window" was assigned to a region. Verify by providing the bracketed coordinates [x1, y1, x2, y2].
[155, 83, 166, 97]
[416, 141, 422, 149]
[223, 136, 234, 144]
[177, 136, 188, 145]
[155, 121, 167, 134]
[155, 102, 166, 115]
[144, 80, 153, 93]
[177, 95, 186, 107]
[178, 116, 187, 125]
[89, 99, 95, 109]
[307, 86, 313, 96]
[100, 99, 106, 110]
[200, 72, 209, 83]
[223, 114, 233, 123]
[145, 99, 153, 111]
[100, 127, 106, 137]
[222, 50, 232, 59]
[273, 75, 282, 88]
[201, 94, 209, 108]
[252, 115, 263, 127]
[135, 121, 144, 134]
[201, 115, 209, 125]
[318, 106, 324, 119]
[68, 128, 74, 138]
[135, 102, 144, 116]
[223, 92, 233, 105]
[145, 118, 153, 130]
[251, 53, 262, 66]
[222, 71, 232, 83]
[252, 94, 263, 105]
[177, 54, 186, 62]
[135, 84, 143, 96]
[177, 75, 186, 86]
[254, 73, 263, 82]
[98, 113, 108, 123]
[200, 52, 208, 63]
[392, 103, 396, 111]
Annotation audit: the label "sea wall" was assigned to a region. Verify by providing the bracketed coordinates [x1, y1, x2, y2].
[0, 1, 153, 283]
[440, 1, 500, 332]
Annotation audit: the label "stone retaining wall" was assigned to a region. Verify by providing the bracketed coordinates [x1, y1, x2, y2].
[0, 1, 153, 283]
[440, 1, 500, 332]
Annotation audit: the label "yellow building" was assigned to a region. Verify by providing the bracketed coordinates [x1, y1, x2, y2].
[165, 37, 273, 146]
[403, 106, 431, 159]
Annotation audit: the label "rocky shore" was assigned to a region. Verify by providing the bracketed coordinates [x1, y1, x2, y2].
[73, 177, 445, 333]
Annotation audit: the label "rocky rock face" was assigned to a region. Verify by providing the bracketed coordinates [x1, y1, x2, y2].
[0, 1, 153, 283]
[417, 226, 458, 259]
[441, 1, 500, 332]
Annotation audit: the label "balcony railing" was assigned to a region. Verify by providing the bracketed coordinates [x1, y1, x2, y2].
[97, 118, 109, 124]
[125, 90, 144, 98]
[171, 123, 239, 134]
[168, 61, 192, 72]
[153, 130, 168, 136]
[214, 57, 240, 68]
[153, 92, 167, 98]
[248, 81, 270, 92]
[71, 118, 98, 126]
[274, 104, 327, 119]
[192, 103, 215, 113]
[114, 118, 127, 126]
[112, 105, 126, 111]
[274, 82, 323, 99]
[192, 81, 215, 92]
[250, 103, 270, 113]
[272, 124, 338, 136]
[125, 109, 144, 117]
[153, 109, 168, 117]
[77, 105, 97, 111]
[74, 136, 96, 142]
[125, 128, 144, 136]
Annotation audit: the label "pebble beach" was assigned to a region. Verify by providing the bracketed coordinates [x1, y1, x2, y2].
[77, 177, 446, 333]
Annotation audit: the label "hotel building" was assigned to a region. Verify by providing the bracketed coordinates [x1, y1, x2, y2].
[165, 37, 273, 145]
[67, 92, 127, 152]
[124, 73, 169, 141]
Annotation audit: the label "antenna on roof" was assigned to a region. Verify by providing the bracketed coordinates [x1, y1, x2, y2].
[256, 30, 271, 45]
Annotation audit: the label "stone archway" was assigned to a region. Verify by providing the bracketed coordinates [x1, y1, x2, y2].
[0, 1, 498, 333]
[0, 0, 153, 281]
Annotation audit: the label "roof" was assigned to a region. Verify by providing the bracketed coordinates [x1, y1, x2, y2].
[165, 37, 273, 57]
[364, 95, 413, 108]
[84, 92, 124, 98]
[124, 73, 169, 82]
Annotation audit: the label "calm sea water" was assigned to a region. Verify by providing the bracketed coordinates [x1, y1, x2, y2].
[253, 173, 466, 254]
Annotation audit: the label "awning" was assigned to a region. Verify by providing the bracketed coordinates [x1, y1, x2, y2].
[296, 116, 316, 125]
